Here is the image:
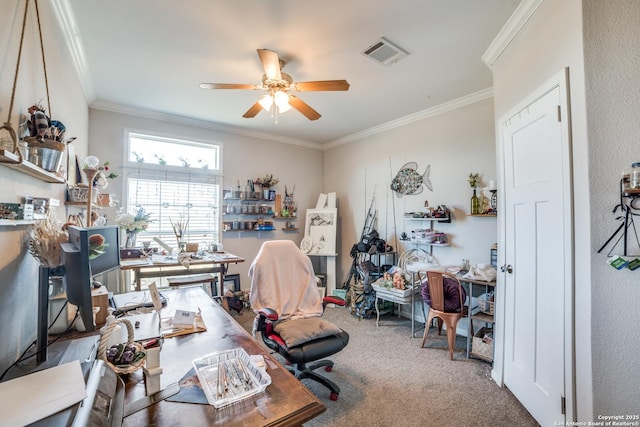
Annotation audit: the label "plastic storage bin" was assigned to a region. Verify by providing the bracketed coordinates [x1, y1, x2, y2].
[192, 348, 271, 409]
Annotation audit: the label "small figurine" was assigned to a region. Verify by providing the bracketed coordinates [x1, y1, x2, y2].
[26, 104, 51, 138]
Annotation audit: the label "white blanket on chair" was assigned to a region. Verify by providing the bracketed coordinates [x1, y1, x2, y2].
[249, 240, 323, 320]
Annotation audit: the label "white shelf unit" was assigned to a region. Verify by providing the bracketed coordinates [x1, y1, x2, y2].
[402, 216, 451, 255]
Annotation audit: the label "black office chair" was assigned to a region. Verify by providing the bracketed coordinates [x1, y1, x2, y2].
[249, 240, 349, 401]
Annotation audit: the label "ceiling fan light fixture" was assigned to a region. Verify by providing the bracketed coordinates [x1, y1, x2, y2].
[274, 91, 291, 113]
[258, 94, 273, 111]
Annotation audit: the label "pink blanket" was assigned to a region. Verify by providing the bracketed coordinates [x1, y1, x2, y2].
[249, 240, 323, 320]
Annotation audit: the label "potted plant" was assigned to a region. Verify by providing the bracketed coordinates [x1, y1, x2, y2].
[116, 207, 152, 248]
[254, 174, 279, 200]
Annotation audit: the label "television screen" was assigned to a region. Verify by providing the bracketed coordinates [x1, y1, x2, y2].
[63, 225, 120, 332]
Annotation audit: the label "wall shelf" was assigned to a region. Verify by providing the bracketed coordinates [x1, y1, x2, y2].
[1, 150, 65, 184]
[468, 214, 497, 217]
[223, 227, 275, 233]
[403, 216, 450, 222]
[0, 219, 36, 227]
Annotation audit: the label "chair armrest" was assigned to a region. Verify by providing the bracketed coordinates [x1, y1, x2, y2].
[258, 307, 279, 321]
[322, 296, 346, 309]
[255, 308, 279, 335]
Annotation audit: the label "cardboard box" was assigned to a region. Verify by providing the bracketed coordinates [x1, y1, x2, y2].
[92, 285, 109, 326]
[120, 248, 143, 259]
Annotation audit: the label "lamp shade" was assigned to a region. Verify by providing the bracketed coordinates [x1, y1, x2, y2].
[274, 91, 291, 113]
[258, 95, 273, 111]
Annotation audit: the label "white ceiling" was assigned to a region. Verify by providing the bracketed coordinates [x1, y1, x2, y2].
[61, 0, 520, 147]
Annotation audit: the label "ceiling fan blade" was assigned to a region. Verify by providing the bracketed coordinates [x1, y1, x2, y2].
[242, 102, 263, 118]
[294, 80, 350, 91]
[257, 49, 282, 81]
[200, 83, 258, 90]
[288, 95, 321, 120]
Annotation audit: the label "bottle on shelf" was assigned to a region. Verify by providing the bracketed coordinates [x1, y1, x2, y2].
[471, 188, 480, 215]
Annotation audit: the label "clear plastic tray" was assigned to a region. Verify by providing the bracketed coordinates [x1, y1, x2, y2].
[192, 348, 272, 409]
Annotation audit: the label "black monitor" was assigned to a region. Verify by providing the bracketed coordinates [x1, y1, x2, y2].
[61, 225, 120, 332]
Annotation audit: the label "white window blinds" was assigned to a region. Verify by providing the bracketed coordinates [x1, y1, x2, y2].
[123, 130, 222, 250]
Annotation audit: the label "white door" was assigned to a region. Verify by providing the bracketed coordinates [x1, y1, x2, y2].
[500, 72, 572, 426]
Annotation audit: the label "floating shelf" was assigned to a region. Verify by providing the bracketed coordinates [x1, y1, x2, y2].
[404, 216, 450, 222]
[468, 214, 497, 217]
[281, 228, 299, 232]
[1, 150, 66, 183]
[223, 227, 275, 233]
[0, 219, 36, 226]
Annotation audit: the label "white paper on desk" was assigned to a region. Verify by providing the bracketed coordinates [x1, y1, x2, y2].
[120, 258, 152, 267]
[209, 252, 239, 261]
[151, 254, 179, 264]
[0, 360, 86, 426]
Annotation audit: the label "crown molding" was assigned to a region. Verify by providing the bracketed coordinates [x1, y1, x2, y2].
[323, 87, 494, 150]
[52, 0, 494, 152]
[482, 0, 544, 69]
[50, 0, 95, 103]
[91, 101, 322, 150]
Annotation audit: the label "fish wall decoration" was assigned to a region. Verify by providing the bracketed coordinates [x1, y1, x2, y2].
[390, 162, 432, 196]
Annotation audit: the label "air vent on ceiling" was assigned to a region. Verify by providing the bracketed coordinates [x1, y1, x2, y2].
[361, 37, 408, 66]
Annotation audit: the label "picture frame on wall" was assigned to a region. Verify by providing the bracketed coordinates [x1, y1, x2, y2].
[302, 208, 337, 255]
[212, 274, 241, 297]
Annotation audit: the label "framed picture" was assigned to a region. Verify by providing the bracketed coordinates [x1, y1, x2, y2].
[212, 273, 241, 296]
[302, 208, 337, 255]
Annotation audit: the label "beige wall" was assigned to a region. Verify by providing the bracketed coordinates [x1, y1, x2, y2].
[491, 0, 592, 420]
[324, 97, 498, 297]
[0, 0, 89, 370]
[87, 108, 324, 285]
[582, 0, 640, 416]
[491, 0, 640, 419]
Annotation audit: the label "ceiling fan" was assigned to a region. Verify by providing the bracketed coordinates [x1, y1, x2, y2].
[200, 49, 350, 121]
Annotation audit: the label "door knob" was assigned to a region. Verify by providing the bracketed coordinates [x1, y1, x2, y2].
[500, 264, 513, 274]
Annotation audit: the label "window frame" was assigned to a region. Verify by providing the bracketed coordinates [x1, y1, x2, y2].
[121, 128, 223, 248]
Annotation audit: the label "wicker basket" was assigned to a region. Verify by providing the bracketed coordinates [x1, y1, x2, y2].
[68, 185, 98, 203]
[471, 327, 494, 362]
[98, 318, 146, 374]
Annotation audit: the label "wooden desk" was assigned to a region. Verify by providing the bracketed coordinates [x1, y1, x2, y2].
[122, 287, 326, 426]
[120, 252, 245, 295]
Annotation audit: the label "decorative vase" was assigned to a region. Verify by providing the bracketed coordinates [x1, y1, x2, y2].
[490, 190, 497, 213]
[125, 231, 138, 248]
[263, 188, 271, 200]
[471, 188, 480, 215]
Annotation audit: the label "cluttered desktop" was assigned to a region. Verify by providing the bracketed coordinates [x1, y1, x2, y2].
[2, 286, 326, 426]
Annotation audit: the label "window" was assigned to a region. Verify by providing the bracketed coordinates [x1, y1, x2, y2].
[124, 131, 222, 249]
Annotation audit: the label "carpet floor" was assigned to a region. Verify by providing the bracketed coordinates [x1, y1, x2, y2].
[230, 306, 540, 427]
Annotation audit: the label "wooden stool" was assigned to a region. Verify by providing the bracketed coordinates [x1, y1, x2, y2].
[166, 274, 216, 295]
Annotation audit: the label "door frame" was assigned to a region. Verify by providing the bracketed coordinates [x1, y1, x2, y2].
[493, 68, 575, 421]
